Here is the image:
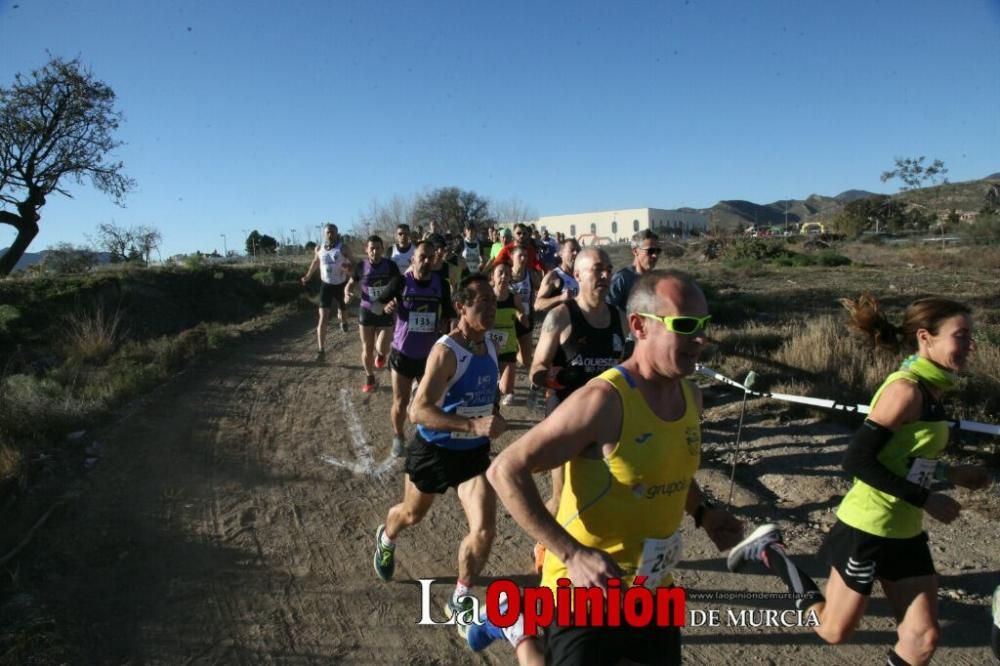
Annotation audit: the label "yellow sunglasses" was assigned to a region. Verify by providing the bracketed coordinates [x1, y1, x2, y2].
[637, 313, 711, 335]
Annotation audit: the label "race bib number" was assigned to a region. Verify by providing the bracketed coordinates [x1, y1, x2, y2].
[489, 330, 508, 349]
[367, 285, 388, 314]
[635, 532, 683, 589]
[907, 458, 938, 489]
[408, 311, 437, 333]
[452, 403, 494, 440]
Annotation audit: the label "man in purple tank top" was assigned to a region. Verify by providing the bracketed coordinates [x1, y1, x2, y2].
[345, 235, 400, 393]
[373, 241, 456, 457]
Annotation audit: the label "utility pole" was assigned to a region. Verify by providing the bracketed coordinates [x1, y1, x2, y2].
[220, 233, 228, 257]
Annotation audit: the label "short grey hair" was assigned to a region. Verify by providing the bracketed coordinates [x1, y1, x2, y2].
[630, 229, 659, 250]
[626, 269, 700, 316]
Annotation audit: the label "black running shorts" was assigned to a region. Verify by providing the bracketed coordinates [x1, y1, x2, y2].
[405, 433, 490, 495]
[319, 282, 347, 312]
[822, 520, 935, 595]
[545, 621, 681, 666]
[358, 307, 393, 328]
[389, 348, 425, 380]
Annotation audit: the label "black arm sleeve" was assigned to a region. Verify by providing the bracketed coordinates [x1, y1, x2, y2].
[374, 276, 404, 304]
[842, 419, 930, 507]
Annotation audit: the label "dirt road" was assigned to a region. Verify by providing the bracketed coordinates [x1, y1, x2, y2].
[10, 312, 1000, 664]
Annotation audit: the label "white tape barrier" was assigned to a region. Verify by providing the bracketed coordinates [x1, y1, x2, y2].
[696, 364, 1000, 437]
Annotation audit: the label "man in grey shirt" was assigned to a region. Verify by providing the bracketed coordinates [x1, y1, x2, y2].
[607, 230, 661, 358]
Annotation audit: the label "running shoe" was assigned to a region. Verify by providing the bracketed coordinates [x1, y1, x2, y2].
[500, 393, 514, 407]
[340, 321, 349, 332]
[362, 375, 376, 393]
[373, 524, 395, 581]
[526, 385, 540, 410]
[467, 592, 527, 652]
[374, 354, 387, 369]
[392, 435, 406, 458]
[444, 594, 476, 639]
[992, 584, 1000, 658]
[726, 523, 783, 573]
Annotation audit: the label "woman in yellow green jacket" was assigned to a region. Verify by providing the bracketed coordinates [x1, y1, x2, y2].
[728, 293, 989, 666]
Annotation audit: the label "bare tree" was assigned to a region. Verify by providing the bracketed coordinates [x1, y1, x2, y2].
[412, 187, 492, 236]
[133, 225, 162, 264]
[0, 57, 135, 276]
[92, 222, 132, 263]
[356, 194, 418, 239]
[91, 221, 161, 265]
[492, 196, 538, 228]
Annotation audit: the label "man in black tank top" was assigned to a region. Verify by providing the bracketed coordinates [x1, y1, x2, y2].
[527, 247, 626, 571]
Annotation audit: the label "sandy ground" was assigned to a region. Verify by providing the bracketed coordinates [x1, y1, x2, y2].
[6, 311, 1000, 665]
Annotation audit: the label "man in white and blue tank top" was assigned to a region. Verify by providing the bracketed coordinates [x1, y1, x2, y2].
[372, 273, 506, 635]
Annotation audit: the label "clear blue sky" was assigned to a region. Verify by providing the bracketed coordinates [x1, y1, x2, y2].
[1, 0, 998, 258]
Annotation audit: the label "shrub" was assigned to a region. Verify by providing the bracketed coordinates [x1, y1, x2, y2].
[253, 270, 276, 286]
[0, 304, 22, 337]
[815, 251, 851, 267]
[42, 243, 99, 274]
[63, 306, 124, 364]
[722, 238, 788, 262]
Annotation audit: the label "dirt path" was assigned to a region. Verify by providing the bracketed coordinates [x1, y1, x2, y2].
[10, 312, 1000, 665]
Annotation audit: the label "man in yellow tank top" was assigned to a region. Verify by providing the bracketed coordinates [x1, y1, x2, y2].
[485, 269, 744, 665]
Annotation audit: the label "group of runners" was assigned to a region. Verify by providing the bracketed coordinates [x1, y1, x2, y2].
[301, 220, 994, 665]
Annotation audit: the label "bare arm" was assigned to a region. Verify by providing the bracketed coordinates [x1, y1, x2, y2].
[301, 252, 320, 284]
[512, 293, 527, 324]
[533, 271, 571, 312]
[409, 341, 506, 438]
[529, 305, 570, 388]
[487, 382, 624, 585]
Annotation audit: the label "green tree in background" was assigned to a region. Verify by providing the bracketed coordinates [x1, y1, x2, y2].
[245, 231, 278, 256]
[880, 156, 948, 192]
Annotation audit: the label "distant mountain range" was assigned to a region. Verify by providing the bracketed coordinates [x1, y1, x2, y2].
[3, 175, 998, 269]
[1, 248, 113, 272]
[696, 173, 1000, 230]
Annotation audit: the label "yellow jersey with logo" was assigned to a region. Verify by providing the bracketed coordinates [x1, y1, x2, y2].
[540, 366, 701, 592]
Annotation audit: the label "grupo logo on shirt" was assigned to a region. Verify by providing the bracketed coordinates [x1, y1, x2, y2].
[643, 479, 688, 500]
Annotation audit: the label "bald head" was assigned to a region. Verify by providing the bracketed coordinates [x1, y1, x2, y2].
[575, 247, 609, 272]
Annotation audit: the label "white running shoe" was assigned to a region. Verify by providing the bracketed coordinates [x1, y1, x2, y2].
[726, 523, 783, 573]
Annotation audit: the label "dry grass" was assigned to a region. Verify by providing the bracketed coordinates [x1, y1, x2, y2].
[0, 442, 20, 489]
[703, 313, 1000, 428]
[774, 315, 898, 396]
[63, 306, 124, 364]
